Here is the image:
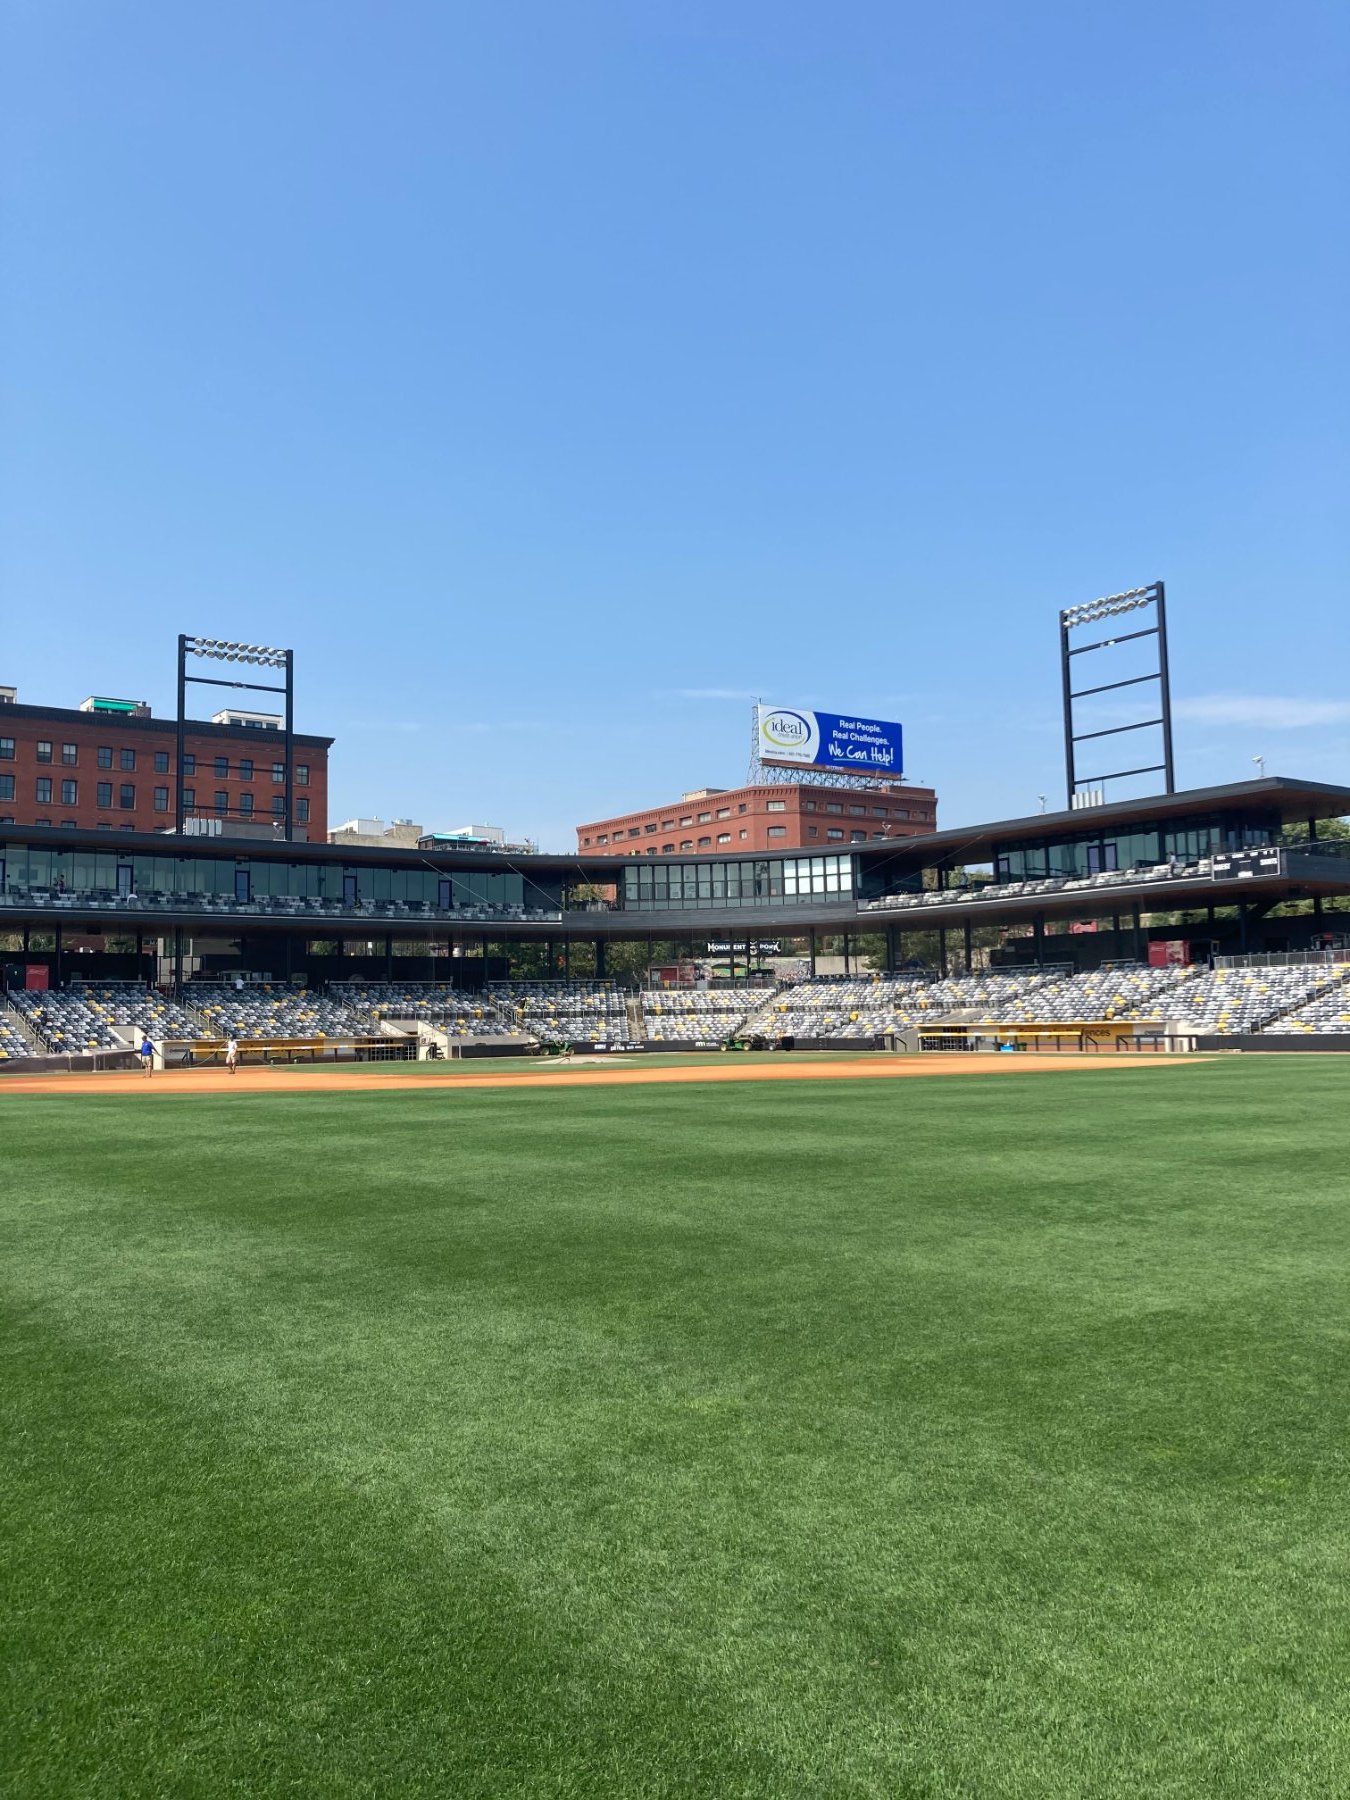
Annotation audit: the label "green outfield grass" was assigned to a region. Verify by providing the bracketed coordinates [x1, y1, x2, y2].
[3, 1059, 1348, 1798]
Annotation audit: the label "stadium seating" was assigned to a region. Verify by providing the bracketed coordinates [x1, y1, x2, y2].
[1162, 963, 1350, 1035]
[861, 858, 1214, 913]
[0, 1004, 35, 1061]
[184, 984, 372, 1039]
[7, 983, 199, 1053]
[328, 983, 527, 1039]
[641, 991, 761, 1043]
[489, 982, 632, 1044]
[1268, 971, 1350, 1033]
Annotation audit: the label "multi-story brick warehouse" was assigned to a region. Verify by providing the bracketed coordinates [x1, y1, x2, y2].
[0, 688, 331, 839]
[577, 780, 938, 857]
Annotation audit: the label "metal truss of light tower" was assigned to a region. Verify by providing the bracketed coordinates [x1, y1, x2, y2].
[1058, 582, 1175, 809]
[175, 635, 296, 839]
[744, 708, 898, 789]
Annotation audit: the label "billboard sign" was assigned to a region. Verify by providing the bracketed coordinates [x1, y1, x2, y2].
[755, 705, 903, 777]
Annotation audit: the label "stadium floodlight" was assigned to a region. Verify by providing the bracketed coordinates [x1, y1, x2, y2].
[1253, 755, 1266, 780]
[183, 636, 289, 669]
[1059, 587, 1156, 630]
[176, 631, 296, 839]
[1059, 581, 1174, 806]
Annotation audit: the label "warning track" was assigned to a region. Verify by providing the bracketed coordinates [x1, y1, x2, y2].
[0, 1052, 1193, 1098]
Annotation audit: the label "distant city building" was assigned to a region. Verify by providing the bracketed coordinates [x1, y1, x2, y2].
[577, 780, 937, 856]
[418, 824, 538, 854]
[329, 817, 425, 849]
[0, 684, 330, 838]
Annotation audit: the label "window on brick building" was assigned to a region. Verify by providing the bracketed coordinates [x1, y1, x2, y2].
[61, 779, 77, 805]
[239, 758, 254, 781]
[717, 832, 731, 843]
[295, 764, 309, 785]
[214, 757, 228, 778]
[97, 746, 113, 768]
[738, 829, 748, 840]
[240, 792, 254, 816]
[120, 748, 136, 771]
[716, 807, 730, 819]
[766, 801, 786, 812]
[850, 830, 866, 841]
[596, 834, 608, 844]
[35, 777, 52, 803]
[36, 741, 52, 762]
[807, 826, 818, 837]
[181, 787, 196, 813]
[62, 743, 77, 765]
[680, 840, 693, 850]
[768, 826, 787, 838]
[119, 784, 135, 809]
[662, 843, 674, 853]
[0, 737, 14, 759]
[97, 782, 113, 808]
[272, 762, 285, 783]
[644, 823, 657, 833]
[155, 751, 170, 774]
[827, 828, 844, 839]
[183, 754, 196, 776]
[296, 798, 310, 824]
[272, 796, 285, 819]
[0, 775, 13, 801]
[214, 791, 229, 814]
[826, 803, 842, 814]
[627, 827, 640, 838]
[697, 836, 711, 847]
[154, 787, 169, 812]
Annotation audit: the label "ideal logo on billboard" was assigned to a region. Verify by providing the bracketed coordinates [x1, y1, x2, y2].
[756, 705, 902, 775]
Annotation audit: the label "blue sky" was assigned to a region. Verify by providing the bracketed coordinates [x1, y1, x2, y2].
[3, 0, 1346, 846]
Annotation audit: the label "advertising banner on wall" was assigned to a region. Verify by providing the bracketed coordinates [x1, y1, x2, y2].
[755, 705, 903, 777]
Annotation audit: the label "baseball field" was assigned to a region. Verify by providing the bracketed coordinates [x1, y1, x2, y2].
[3, 1054, 1347, 1797]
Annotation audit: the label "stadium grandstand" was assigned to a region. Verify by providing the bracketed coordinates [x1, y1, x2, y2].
[3, 775, 1349, 1063]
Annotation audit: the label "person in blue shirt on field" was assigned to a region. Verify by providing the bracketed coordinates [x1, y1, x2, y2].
[138, 1035, 155, 1078]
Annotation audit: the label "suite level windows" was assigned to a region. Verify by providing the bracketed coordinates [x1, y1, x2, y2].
[36, 741, 52, 763]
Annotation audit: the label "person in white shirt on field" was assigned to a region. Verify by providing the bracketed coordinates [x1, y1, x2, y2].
[225, 1037, 239, 1075]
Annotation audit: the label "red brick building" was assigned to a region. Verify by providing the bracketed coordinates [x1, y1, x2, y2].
[577, 780, 937, 856]
[0, 688, 331, 839]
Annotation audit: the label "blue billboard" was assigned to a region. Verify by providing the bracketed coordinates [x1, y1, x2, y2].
[755, 705, 904, 776]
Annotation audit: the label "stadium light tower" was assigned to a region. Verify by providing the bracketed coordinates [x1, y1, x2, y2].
[175, 636, 295, 839]
[1059, 582, 1175, 809]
